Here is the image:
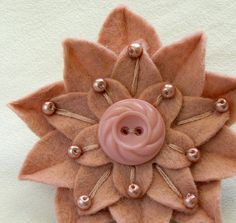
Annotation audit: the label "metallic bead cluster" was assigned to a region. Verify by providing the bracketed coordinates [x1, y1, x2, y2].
[128, 43, 143, 58]
[215, 98, 229, 113]
[93, 78, 107, 93]
[186, 148, 200, 162]
[184, 193, 198, 209]
[161, 84, 176, 99]
[42, 101, 56, 115]
[67, 145, 82, 159]
[128, 183, 142, 198]
[77, 195, 92, 210]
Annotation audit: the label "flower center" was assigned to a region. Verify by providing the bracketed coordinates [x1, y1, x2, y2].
[98, 99, 166, 165]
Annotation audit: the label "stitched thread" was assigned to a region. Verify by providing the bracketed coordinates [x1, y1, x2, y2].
[154, 94, 163, 107]
[155, 164, 182, 198]
[176, 111, 213, 126]
[56, 108, 97, 124]
[103, 90, 113, 105]
[83, 144, 99, 152]
[168, 144, 185, 154]
[89, 167, 112, 198]
[131, 58, 140, 96]
[130, 166, 136, 183]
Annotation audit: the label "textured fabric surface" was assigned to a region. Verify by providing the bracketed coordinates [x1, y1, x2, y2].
[1, 1, 236, 223]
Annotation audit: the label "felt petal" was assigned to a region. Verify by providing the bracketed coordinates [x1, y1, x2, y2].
[152, 32, 206, 96]
[73, 125, 111, 167]
[139, 83, 182, 126]
[46, 92, 98, 140]
[111, 46, 162, 97]
[74, 165, 120, 216]
[112, 162, 153, 197]
[19, 130, 79, 188]
[203, 71, 236, 124]
[174, 105, 229, 146]
[98, 6, 161, 56]
[109, 196, 172, 223]
[147, 171, 187, 212]
[63, 39, 117, 92]
[192, 126, 236, 181]
[9, 81, 65, 137]
[88, 78, 131, 118]
[78, 210, 114, 223]
[156, 129, 193, 169]
[55, 188, 79, 223]
[174, 181, 222, 223]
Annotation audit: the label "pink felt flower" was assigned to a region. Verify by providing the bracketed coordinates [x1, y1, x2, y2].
[10, 6, 236, 223]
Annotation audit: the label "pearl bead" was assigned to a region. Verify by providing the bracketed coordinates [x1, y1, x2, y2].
[128, 183, 142, 198]
[184, 193, 198, 209]
[77, 195, 92, 210]
[93, 78, 107, 93]
[68, 145, 82, 159]
[42, 101, 56, 115]
[215, 98, 229, 113]
[161, 84, 175, 99]
[186, 148, 200, 162]
[128, 43, 143, 58]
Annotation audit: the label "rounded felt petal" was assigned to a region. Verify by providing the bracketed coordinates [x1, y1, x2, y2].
[87, 78, 131, 118]
[147, 171, 188, 212]
[203, 71, 236, 124]
[74, 165, 120, 216]
[174, 109, 229, 147]
[73, 125, 111, 167]
[112, 162, 153, 197]
[63, 39, 117, 92]
[192, 126, 236, 181]
[152, 32, 206, 96]
[139, 83, 182, 126]
[55, 188, 79, 223]
[156, 129, 193, 169]
[9, 81, 65, 137]
[111, 46, 162, 97]
[19, 130, 79, 188]
[98, 6, 161, 56]
[109, 196, 172, 223]
[46, 92, 98, 140]
[78, 211, 114, 223]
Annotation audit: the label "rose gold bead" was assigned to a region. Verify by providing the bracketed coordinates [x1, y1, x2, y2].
[68, 145, 82, 159]
[184, 193, 198, 209]
[42, 101, 56, 115]
[161, 84, 175, 99]
[77, 195, 92, 210]
[186, 148, 200, 162]
[215, 98, 229, 113]
[93, 78, 107, 93]
[128, 183, 141, 198]
[128, 43, 143, 58]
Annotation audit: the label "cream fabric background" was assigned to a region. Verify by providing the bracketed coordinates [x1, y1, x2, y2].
[0, 0, 236, 222]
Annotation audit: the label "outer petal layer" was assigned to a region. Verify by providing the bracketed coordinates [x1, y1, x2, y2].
[98, 6, 161, 55]
[192, 126, 236, 181]
[152, 32, 206, 96]
[109, 196, 172, 223]
[63, 39, 117, 92]
[203, 71, 236, 124]
[9, 81, 65, 137]
[19, 130, 78, 188]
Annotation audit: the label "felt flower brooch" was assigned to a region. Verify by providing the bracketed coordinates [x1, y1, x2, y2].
[9, 6, 236, 223]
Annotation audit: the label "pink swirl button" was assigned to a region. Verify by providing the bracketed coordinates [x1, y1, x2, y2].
[98, 99, 166, 165]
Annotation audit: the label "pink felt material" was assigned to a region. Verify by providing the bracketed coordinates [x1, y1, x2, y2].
[98, 99, 165, 165]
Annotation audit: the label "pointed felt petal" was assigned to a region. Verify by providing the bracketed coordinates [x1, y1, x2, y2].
[46, 92, 98, 140]
[74, 165, 120, 216]
[9, 81, 65, 137]
[55, 188, 79, 223]
[111, 46, 162, 97]
[152, 32, 206, 96]
[139, 83, 182, 126]
[147, 171, 187, 212]
[19, 130, 79, 188]
[109, 196, 172, 223]
[173, 102, 229, 146]
[156, 129, 193, 169]
[88, 78, 131, 118]
[63, 39, 117, 92]
[73, 125, 111, 167]
[112, 162, 153, 197]
[203, 71, 236, 124]
[192, 126, 236, 181]
[98, 6, 161, 55]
